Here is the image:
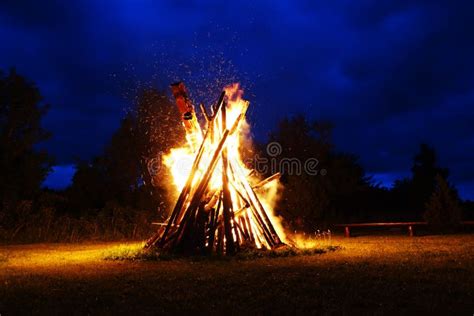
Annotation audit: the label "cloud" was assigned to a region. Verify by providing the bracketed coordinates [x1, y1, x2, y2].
[1, 0, 473, 199]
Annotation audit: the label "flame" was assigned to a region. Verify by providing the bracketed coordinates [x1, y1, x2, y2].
[162, 83, 320, 250]
[163, 147, 194, 190]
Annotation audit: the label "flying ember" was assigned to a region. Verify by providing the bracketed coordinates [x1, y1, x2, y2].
[145, 82, 289, 255]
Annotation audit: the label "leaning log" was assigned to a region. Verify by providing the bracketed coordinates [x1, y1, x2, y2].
[221, 101, 235, 255]
[172, 130, 230, 251]
[145, 127, 212, 249]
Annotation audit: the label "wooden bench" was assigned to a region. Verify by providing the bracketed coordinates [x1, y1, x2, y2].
[335, 221, 474, 237]
[335, 222, 427, 237]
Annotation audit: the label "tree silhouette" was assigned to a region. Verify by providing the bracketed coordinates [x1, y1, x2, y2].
[266, 115, 369, 228]
[67, 159, 106, 215]
[411, 143, 449, 212]
[133, 88, 185, 217]
[102, 114, 141, 206]
[67, 88, 185, 219]
[424, 174, 462, 228]
[388, 144, 452, 219]
[0, 69, 53, 223]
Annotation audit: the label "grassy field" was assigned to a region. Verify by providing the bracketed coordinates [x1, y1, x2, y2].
[1, 235, 473, 315]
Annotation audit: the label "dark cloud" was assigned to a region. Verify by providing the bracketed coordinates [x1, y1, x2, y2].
[1, 0, 473, 198]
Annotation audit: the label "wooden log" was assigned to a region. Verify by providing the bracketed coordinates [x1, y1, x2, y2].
[231, 159, 282, 245]
[244, 213, 255, 243]
[145, 127, 212, 249]
[195, 202, 209, 252]
[207, 195, 221, 254]
[151, 222, 179, 227]
[170, 82, 202, 150]
[226, 112, 245, 249]
[207, 208, 215, 250]
[204, 189, 221, 211]
[210, 91, 226, 141]
[144, 225, 166, 249]
[228, 101, 249, 136]
[200, 103, 211, 122]
[229, 113, 244, 135]
[233, 221, 244, 243]
[221, 101, 235, 255]
[229, 174, 250, 207]
[240, 214, 252, 242]
[233, 217, 241, 251]
[216, 224, 224, 255]
[236, 218, 250, 240]
[248, 217, 266, 248]
[233, 204, 250, 217]
[242, 193, 274, 248]
[229, 160, 276, 247]
[172, 130, 230, 249]
[214, 192, 222, 225]
[175, 202, 200, 254]
[212, 91, 226, 117]
[253, 172, 281, 190]
[159, 229, 179, 250]
[208, 207, 216, 231]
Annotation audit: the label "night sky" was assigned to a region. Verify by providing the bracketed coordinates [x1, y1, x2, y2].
[1, 1, 473, 199]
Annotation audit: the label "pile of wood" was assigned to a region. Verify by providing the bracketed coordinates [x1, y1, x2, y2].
[145, 82, 284, 255]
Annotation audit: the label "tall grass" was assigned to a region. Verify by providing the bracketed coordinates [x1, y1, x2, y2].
[0, 203, 156, 243]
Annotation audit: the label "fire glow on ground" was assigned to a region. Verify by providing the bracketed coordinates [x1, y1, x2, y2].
[1, 235, 473, 314]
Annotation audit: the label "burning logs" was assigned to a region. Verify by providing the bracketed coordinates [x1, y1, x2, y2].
[170, 82, 202, 151]
[145, 82, 285, 255]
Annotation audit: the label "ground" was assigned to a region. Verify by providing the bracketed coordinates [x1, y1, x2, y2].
[1, 235, 473, 315]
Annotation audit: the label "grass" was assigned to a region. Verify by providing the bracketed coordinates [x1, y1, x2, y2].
[1, 235, 473, 314]
[102, 243, 341, 261]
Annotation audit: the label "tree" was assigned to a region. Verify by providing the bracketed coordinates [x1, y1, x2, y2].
[389, 178, 414, 219]
[388, 144, 450, 219]
[133, 88, 185, 217]
[424, 174, 462, 228]
[67, 88, 185, 219]
[66, 159, 107, 215]
[265, 115, 369, 229]
[461, 200, 474, 220]
[68, 114, 144, 214]
[0, 69, 52, 218]
[102, 114, 141, 205]
[410, 143, 448, 211]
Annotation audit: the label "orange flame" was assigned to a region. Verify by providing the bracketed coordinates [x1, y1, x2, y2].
[162, 83, 321, 249]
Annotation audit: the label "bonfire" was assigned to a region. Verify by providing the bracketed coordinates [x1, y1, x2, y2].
[145, 82, 288, 255]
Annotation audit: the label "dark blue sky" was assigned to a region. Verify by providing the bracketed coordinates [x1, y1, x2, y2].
[1, 1, 473, 199]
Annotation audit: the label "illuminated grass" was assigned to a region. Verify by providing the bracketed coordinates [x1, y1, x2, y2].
[101, 243, 147, 261]
[1, 235, 473, 314]
[234, 245, 340, 260]
[0, 242, 143, 269]
[102, 243, 341, 261]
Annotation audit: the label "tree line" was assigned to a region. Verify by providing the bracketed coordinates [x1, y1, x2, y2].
[264, 118, 468, 230]
[0, 69, 472, 242]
